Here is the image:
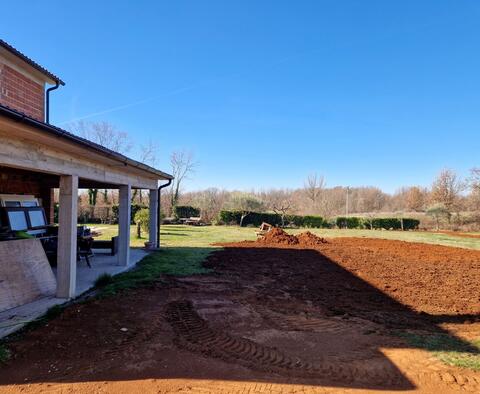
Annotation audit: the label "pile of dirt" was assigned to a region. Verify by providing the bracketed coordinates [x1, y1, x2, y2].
[296, 231, 329, 247]
[257, 228, 328, 247]
[258, 227, 299, 245]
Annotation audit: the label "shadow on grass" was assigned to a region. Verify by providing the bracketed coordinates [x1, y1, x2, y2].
[397, 332, 480, 370]
[96, 247, 216, 297]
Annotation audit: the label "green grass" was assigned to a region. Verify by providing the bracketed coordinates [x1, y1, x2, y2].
[94, 273, 114, 288]
[98, 247, 213, 297]
[87, 224, 480, 250]
[399, 332, 480, 370]
[0, 344, 10, 364]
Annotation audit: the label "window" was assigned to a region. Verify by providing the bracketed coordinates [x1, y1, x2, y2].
[7, 211, 28, 231]
[22, 201, 38, 207]
[28, 210, 46, 228]
[4, 201, 21, 207]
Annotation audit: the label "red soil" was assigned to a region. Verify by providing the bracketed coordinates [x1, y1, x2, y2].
[258, 227, 299, 245]
[257, 228, 328, 247]
[295, 231, 329, 247]
[1, 236, 480, 393]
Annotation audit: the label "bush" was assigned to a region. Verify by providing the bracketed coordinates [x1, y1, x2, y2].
[336, 216, 420, 230]
[94, 273, 114, 288]
[174, 205, 200, 219]
[302, 215, 324, 228]
[368, 218, 420, 230]
[217, 211, 325, 228]
[134, 208, 150, 235]
[218, 211, 283, 227]
[336, 216, 363, 228]
[112, 204, 146, 224]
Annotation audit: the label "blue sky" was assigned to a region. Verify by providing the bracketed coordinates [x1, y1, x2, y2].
[2, 1, 479, 193]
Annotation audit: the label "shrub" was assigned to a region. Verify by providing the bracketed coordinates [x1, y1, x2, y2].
[112, 204, 147, 224]
[134, 208, 150, 236]
[336, 216, 419, 230]
[302, 215, 324, 228]
[336, 216, 362, 229]
[218, 211, 281, 227]
[217, 211, 325, 228]
[286, 215, 305, 227]
[174, 205, 200, 219]
[0, 345, 10, 364]
[368, 218, 420, 230]
[94, 273, 114, 288]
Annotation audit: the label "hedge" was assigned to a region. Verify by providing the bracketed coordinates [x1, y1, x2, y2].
[174, 205, 200, 219]
[367, 218, 420, 230]
[336, 216, 419, 230]
[336, 217, 362, 229]
[218, 211, 325, 228]
[302, 215, 325, 228]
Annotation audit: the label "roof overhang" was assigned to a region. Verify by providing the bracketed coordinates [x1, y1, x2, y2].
[0, 104, 173, 183]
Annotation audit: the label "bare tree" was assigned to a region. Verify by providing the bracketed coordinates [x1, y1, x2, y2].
[139, 140, 159, 168]
[303, 173, 325, 212]
[168, 150, 197, 213]
[430, 169, 465, 214]
[67, 120, 133, 218]
[192, 188, 228, 223]
[69, 120, 132, 154]
[266, 189, 295, 227]
[405, 186, 427, 212]
[133, 140, 160, 204]
[468, 168, 480, 212]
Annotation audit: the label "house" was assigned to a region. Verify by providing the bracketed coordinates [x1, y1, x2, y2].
[0, 39, 172, 330]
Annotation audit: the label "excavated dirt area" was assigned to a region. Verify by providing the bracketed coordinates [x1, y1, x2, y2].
[1, 231, 480, 393]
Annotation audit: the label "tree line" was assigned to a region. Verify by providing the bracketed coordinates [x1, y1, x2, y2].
[68, 121, 480, 230]
[175, 169, 480, 230]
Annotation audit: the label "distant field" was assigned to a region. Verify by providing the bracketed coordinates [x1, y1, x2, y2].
[88, 224, 480, 250]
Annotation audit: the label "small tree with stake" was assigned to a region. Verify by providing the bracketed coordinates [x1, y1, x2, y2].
[134, 208, 150, 238]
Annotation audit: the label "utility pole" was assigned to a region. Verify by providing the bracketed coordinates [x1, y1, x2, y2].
[345, 186, 349, 229]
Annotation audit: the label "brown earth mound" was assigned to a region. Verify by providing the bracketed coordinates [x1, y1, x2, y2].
[296, 231, 329, 247]
[258, 228, 328, 247]
[258, 227, 299, 245]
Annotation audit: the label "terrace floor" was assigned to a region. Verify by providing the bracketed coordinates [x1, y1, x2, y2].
[0, 248, 148, 339]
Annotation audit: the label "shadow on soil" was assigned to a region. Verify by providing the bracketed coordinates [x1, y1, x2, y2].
[0, 245, 478, 391]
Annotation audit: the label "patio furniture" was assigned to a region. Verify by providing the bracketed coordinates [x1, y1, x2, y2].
[91, 236, 119, 256]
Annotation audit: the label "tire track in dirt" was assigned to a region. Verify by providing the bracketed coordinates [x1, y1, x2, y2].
[165, 300, 405, 388]
[385, 348, 480, 392]
[256, 305, 364, 334]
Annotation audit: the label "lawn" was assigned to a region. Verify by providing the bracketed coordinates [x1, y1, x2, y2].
[88, 224, 480, 250]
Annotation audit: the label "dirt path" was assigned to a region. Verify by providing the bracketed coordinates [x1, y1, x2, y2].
[1, 236, 480, 393]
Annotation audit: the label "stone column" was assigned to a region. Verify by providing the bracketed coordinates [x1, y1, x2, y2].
[118, 184, 131, 266]
[149, 189, 158, 247]
[56, 175, 78, 298]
